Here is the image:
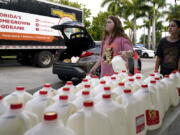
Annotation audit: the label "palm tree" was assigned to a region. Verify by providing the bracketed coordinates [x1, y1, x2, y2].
[146, 0, 166, 50]
[101, 0, 149, 45]
[124, 19, 134, 41]
[101, 0, 123, 15]
[166, 4, 180, 21]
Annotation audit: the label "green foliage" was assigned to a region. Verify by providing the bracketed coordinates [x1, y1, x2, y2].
[47, 0, 91, 28]
[48, 0, 81, 8]
[88, 12, 111, 40]
[166, 4, 180, 21]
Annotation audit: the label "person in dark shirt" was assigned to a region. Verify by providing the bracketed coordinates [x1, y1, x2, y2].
[155, 19, 180, 75]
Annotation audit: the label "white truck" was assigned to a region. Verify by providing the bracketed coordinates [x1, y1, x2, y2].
[0, 0, 83, 67]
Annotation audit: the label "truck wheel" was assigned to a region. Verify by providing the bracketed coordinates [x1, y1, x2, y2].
[58, 75, 72, 81]
[143, 53, 148, 58]
[34, 51, 53, 68]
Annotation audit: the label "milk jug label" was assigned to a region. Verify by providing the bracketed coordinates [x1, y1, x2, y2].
[136, 114, 145, 133]
[146, 110, 159, 125]
[177, 88, 180, 96]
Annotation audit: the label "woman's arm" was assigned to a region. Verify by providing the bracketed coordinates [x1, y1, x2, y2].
[154, 56, 161, 71]
[89, 57, 101, 74]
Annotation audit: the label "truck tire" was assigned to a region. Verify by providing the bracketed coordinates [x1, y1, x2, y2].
[34, 51, 53, 68]
[143, 53, 148, 58]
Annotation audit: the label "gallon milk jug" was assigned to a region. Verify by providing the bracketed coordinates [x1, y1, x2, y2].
[100, 74, 111, 82]
[90, 75, 99, 88]
[0, 96, 8, 116]
[4, 86, 33, 105]
[155, 77, 170, 111]
[73, 91, 92, 109]
[113, 82, 125, 97]
[112, 55, 127, 73]
[33, 83, 58, 97]
[121, 74, 134, 83]
[45, 95, 77, 125]
[106, 77, 118, 89]
[0, 103, 38, 135]
[93, 80, 106, 96]
[58, 81, 76, 94]
[111, 72, 122, 82]
[56, 87, 76, 102]
[134, 76, 144, 89]
[76, 84, 92, 97]
[95, 94, 128, 135]
[134, 71, 144, 79]
[75, 79, 89, 93]
[25, 112, 76, 135]
[161, 75, 179, 107]
[25, 91, 54, 120]
[119, 70, 128, 81]
[148, 80, 163, 128]
[94, 86, 118, 102]
[144, 74, 155, 84]
[125, 78, 139, 93]
[121, 89, 146, 135]
[134, 85, 161, 130]
[170, 71, 180, 99]
[154, 71, 163, 79]
[67, 101, 112, 135]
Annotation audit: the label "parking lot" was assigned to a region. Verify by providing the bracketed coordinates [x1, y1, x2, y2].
[0, 58, 156, 95]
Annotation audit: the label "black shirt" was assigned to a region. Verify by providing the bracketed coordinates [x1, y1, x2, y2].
[156, 37, 180, 75]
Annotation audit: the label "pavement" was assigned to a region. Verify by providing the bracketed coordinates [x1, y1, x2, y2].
[0, 59, 180, 135]
[0, 60, 62, 96]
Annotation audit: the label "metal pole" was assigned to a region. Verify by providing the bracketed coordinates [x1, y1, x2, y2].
[174, 0, 176, 16]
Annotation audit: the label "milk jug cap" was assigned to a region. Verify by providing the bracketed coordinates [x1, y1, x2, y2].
[82, 79, 88, 82]
[100, 80, 106, 84]
[150, 74, 155, 76]
[111, 77, 116, 80]
[164, 75, 169, 78]
[91, 75, 99, 78]
[63, 87, 70, 91]
[150, 80, 156, 84]
[0, 96, 3, 100]
[66, 81, 73, 85]
[10, 103, 23, 109]
[155, 77, 160, 80]
[59, 95, 68, 100]
[39, 90, 48, 95]
[141, 85, 148, 88]
[44, 112, 58, 121]
[102, 94, 111, 99]
[44, 83, 51, 88]
[123, 89, 132, 94]
[104, 87, 111, 91]
[82, 91, 90, 95]
[136, 76, 141, 79]
[129, 78, 134, 82]
[118, 82, 125, 86]
[84, 84, 90, 88]
[16, 86, 25, 91]
[83, 101, 94, 107]
[122, 70, 126, 73]
[114, 72, 118, 75]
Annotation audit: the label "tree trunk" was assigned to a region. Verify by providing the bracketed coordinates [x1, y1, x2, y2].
[133, 17, 137, 45]
[148, 24, 151, 49]
[143, 27, 146, 46]
[152, 7, 156, 51]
